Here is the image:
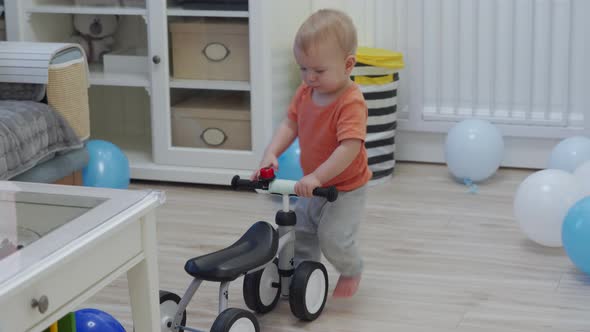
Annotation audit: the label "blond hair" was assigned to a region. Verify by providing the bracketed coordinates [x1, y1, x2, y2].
[294, 9, 358, 56]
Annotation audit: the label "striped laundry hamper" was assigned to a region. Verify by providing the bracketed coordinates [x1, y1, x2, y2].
[352, 47, 404, 185]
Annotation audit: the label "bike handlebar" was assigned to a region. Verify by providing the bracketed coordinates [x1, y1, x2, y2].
[231, 175, 339, 202]
[311, 187, 339, 203]
[231, 176, 260, 191]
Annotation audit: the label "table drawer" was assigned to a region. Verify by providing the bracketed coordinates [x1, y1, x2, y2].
[0, 221, 142, 331]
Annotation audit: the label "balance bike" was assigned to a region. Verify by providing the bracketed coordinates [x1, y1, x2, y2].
[158, 167, 338, 332]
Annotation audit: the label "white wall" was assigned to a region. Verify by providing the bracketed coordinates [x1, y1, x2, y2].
[269, 1, 313, 131]
[307, 0, 590, 169]
[269, 0, 377, 132]
[310, 0, 376, 48]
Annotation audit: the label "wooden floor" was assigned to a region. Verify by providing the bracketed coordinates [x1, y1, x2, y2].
[82, 162, 590, 332]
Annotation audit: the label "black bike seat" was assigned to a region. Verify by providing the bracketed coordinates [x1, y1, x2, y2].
[184, 221, 278, 282]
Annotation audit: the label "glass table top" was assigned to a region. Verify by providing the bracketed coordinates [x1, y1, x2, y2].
[0, 191, 105, 256]
[0, 181, 163, 287]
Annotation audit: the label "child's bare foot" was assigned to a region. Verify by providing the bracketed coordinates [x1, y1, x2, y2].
[333, 274, 361, 298]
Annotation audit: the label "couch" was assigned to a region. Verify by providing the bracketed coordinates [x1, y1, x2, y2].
[0, 42, 91, 185]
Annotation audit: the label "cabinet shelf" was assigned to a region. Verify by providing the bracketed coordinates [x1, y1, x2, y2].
[116, 136, 153, 167]
[167, 6, 248, 18]
[116, 135, 251, 185]
[27, 2, 146, 16]
[103, 135, 158, 177]
[10, 0, 296, 185]
[89, 64, 149, 88]
[169, 78, 250, 91]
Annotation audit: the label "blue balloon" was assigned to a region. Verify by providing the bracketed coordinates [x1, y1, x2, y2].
[75, 308, 126, 332]
[82, 140, 130, 189]
[276, 138, 304, 181]
[444, 119, 504, 183]
[548, 136, 590, 173]
[563, 196, 590, 275]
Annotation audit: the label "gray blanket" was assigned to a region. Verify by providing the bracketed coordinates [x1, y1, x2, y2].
[0, 100, 83, 180]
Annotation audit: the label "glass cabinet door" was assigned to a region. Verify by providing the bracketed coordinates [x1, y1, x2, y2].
[150, 1, 261, 170]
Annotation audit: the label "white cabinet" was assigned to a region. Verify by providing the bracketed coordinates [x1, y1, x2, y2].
[5, 0, 310, 184]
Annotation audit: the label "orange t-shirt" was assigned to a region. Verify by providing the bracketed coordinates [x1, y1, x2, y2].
[287, 83, 372, 191]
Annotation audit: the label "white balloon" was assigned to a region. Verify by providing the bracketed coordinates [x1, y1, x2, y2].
[445, 119, 504, 182]
[574, 161, 590, 197]
[513, 169, 584, 247]
[548, 136, 590, 173]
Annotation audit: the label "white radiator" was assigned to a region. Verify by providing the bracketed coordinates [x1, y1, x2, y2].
[375, 0, 590, 138]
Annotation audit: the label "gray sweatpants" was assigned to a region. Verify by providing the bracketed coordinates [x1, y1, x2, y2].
[294, 185, 367, 277]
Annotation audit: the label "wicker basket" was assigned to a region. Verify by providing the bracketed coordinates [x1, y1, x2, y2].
[47, 59, 91, 140]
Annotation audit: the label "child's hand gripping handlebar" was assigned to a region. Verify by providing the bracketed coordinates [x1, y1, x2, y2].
[231, 174, 339, 202]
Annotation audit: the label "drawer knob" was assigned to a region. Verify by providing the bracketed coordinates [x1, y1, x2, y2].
[31, 295, 49, 314]
[152, 55, 161, 64]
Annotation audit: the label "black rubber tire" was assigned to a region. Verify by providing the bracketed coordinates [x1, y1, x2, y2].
[289, 261, 329, 321]
[159, 290, 186, 332]
[210, 308, 260, 332]
[243, 258, 281, 313]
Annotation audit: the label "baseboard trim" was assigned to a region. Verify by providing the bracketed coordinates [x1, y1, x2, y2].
[396, 130, 559, 169]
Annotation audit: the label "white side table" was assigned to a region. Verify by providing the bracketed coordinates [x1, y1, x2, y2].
[0, 181, 165, 332]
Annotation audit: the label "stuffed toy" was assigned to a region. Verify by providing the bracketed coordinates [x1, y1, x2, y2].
[70, 14, 119, 63]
